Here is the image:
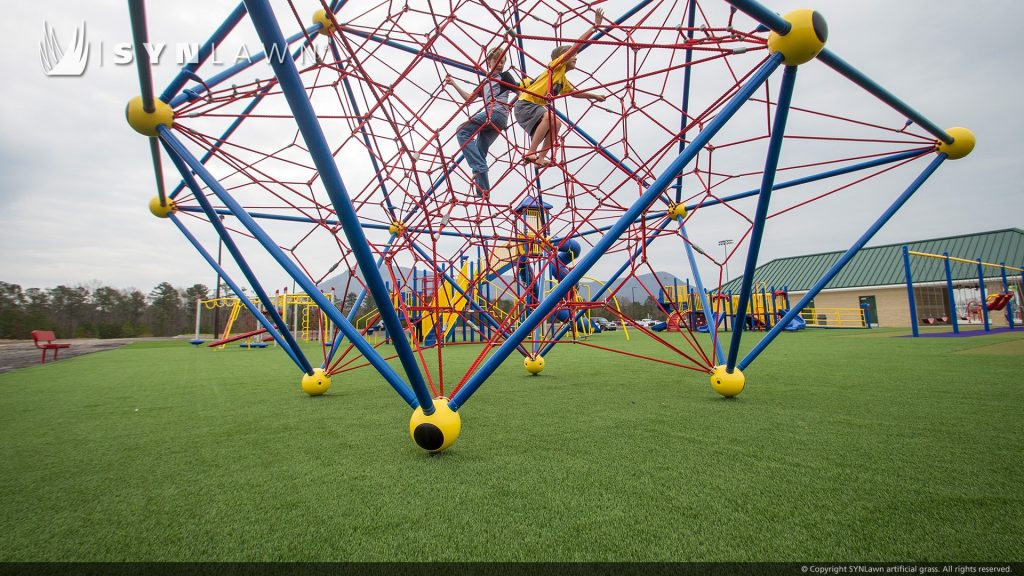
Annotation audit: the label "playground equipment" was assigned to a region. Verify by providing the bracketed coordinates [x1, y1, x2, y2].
[194, 291, 335, 347]
[902, 247, 1022, 336]
[126, 0, 971, 452]
[660, 283, 791, 332]
[798, 307, 866, 329]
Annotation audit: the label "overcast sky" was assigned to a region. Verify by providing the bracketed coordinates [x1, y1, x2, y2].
[2, 0, 1021, 295]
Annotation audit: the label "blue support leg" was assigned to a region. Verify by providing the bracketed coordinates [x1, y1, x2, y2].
[944, 252, 959, 335]
[242, 0, 433, 412]
[678, 223, 725, 364]
[738, 154, 947, 370]
[726, 65, 798, 371]
[903, 246, 919, 337]
[168, 26, 321, 107]
[168, 214, 306, 370]
[538, 211, 674, 359]
[1001, 264, 1014, 331]
[675, 0, 698, 203]
[724, 0, 792, 34]
[162, 139, 314, 374]
[169, 36, 317, 199]
[977, 260, 990, 332]
[160, 3, 248, 103]
[323, 234, 399, 368]
[449, 53, 785, 411]
[161, 127, 418, 408]
[816, 49, 952, 145]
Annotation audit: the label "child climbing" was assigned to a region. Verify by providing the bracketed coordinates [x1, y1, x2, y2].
[445, 47, 519, 197]
[514, 8, 609, 167]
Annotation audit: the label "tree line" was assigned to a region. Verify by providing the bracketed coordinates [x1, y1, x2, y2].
[0, 278, 670, 341]
[0, 281, 211, 340]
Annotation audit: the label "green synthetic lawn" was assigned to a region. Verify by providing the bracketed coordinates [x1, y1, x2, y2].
[1, 328, 1021, 562]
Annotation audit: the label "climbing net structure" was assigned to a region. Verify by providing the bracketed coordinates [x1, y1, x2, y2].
[125, 0, 973, 451]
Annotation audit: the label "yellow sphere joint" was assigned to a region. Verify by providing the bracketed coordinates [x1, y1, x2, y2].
[767, 10, 828, 66]
[125, 96, 174, 137]
[936, 127, 976, 160]
[524, 355, 545, 375]
[301, 368, 332, 396]
[312, 9, 337, 36]
[388, 220, 406, 235]
[710, 365, 745, 398]
[409, 397, 462, 452]
[148, 196, 177, 218]
[667, 203, 688, 220]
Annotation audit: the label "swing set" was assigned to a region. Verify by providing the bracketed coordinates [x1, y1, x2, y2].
[901, 246, 1023, 337]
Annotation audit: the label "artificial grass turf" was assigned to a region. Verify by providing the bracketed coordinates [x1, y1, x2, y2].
[0, 329, 1021, 562]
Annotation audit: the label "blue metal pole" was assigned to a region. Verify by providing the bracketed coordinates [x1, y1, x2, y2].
[169, 37, 316, 199]
[168, 26, 319, 107]
[1002, 263, 1015, 330]
[539, 219, 674, 358]
[903, 246, 919, 337]
[339, 28, 479, 75]
[726, 65, 797, 371]
[561, 149, 926, 242]
[160, 3, 248, 103]
[977, 259, 990, 332]
[243, 0, 433, 412]
[168, 214, 305, 369]
[161, 138, 313, 373]
[449, 53, 785, 410]
[1021, 269, 1024, 327]
[127, 0, 157, 111]
[738, 154, 947, 370]
[331, 40, 398, 219]
[944, 252, 959, 335]
[725, 0, 792, 34]
[161, 127, 418, 407]
[816, 49, 952, 145]
[323, 234, 399, 367]
[679, 223, 725, 364]
[675, 0, 698, 203]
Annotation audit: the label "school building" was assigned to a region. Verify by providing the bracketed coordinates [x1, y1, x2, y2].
[727, 229, 1024, 328]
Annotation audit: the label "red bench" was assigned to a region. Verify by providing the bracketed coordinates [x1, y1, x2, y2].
[31, 330, 71, 364]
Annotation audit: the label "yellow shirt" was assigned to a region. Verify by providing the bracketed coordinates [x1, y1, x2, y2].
[518, 58, 575, 106]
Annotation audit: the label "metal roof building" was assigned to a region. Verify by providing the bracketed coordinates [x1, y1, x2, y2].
[720, 229, 1024, 328]
[724, 228, 1024, 293]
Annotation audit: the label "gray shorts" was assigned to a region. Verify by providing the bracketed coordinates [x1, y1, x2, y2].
[514, 100, 547, 137]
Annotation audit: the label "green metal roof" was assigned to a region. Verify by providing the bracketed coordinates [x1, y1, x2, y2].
[722, 229, 1024, 292]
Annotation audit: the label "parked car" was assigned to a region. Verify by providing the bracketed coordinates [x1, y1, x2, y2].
[603, 321, 618, 331]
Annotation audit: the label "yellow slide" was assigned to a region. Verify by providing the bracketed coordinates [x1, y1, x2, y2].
[420, 244, 518, 346]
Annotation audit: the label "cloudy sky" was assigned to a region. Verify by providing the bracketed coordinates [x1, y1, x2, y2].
[2, 0, 1021, 295]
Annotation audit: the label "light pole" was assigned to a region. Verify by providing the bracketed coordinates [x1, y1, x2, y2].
[718, 239, 734, 282]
